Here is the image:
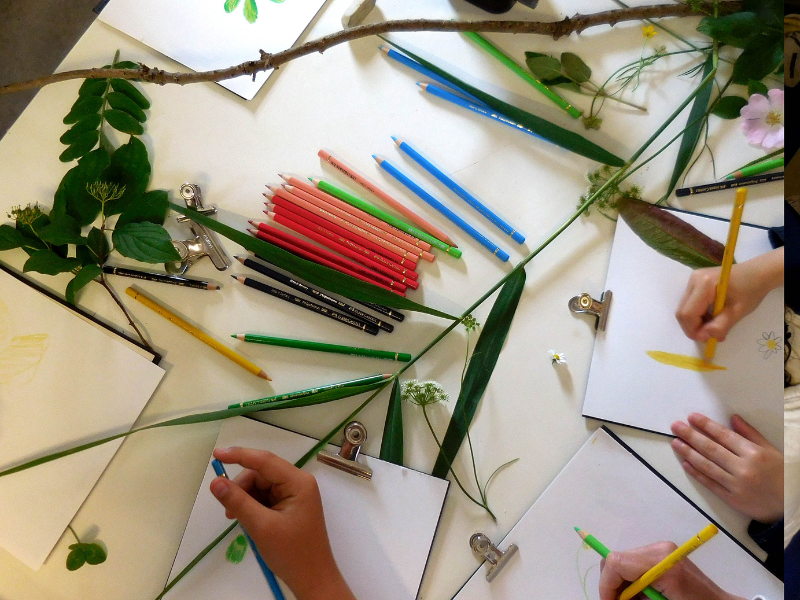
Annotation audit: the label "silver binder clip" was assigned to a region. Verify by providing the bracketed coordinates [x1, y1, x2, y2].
[569, 290, 612, 332]
[317, 421, 373, 480]
[470, 533, 518, 582]
[166, 183, 232, 275]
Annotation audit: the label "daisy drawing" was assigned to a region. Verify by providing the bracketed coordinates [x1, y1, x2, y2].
[757, 331, 781, 359]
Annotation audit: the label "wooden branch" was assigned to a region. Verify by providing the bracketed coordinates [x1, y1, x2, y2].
[0, 2, 737, 96]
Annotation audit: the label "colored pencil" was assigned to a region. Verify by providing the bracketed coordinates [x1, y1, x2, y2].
[313, 178, 463, 258]
[125, 287, 270, 380]
[379, 45, 488, 107]
[234, 275, 380, 335]
[267, 187, 419, 267]
[418, 82, 544, 143]
[103, 265, 220, 290]
[725, 156, 784, 179]
[619, 524, 718, 600]
[359, 301, 405, 322]
[463, 31, 581, 119]
[573, 528, 667, 600]
[374, 157, 510, 262]
[227, 373, 391, 409]
[236, 256, 393, 333]
[675, 172, 782, 197]
[704, 188, 747, 362]
[392, 137, 526, 244]
[318, 149, 457, 246]
[211, 460, 285, 600]
[234, 334, 411, 361]
[279, 174, 433, 253]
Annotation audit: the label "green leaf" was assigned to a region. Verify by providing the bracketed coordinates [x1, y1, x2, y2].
[116, 190, 169, 228]
[747, 79, 769, 97]
[66, 547, 87, 571]
[53, 148, 111, 226]
[224, 0, 241, 12]
[560, 52, 591, 83]
[84, 543, 107, 565]
[101, 137, 151, 216]
[66, 264, 103, 304]
[60, 114, 102, 145]
[697, 13, 760, 49]
[113, 60, 141, 70]
[524, 54, 562, 81]
[112, 222, 181, 263]
[617, 197, 724, 269]
[23, 250, 81, 275]
[432, 269, 526, 479]
[243, 0, 258, 23]
[0, 224, 29, 250]
[63, 96, 103, 125]
[87, 227, 110, 264]
[379, 379, 404, 466]
[664, 54, 714, 200]
[104, 109, 144, 136]
[37, 214, 86, 246]
[225, 534, 248, 564]
[551, 80, 582, 94]
[384, 39, 624, 167]
[711, 95, 748, 119]
[169, 202, 457, 319]
[110, 78, 151, 109]
[78, 78, 107, 97]
[106, 92, 146, 122]
[732, 38, 783, 85]
[58, 130, 100, 162]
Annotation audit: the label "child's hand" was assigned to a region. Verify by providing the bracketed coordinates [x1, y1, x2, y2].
[599, 542, 744, 600]
[675, 248, 783, 342]
[210, 447, 357, 600]
[671, 413, 784, 524]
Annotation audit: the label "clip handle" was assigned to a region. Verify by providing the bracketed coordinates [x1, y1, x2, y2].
[317, 421, 372, 480]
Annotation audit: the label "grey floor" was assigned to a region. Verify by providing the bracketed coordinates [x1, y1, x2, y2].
[0, 0, 99, 140]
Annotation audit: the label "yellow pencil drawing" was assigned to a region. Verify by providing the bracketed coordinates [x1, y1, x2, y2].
[0, 298, 49, 385]
[646, 350, 726, 372]
[576, 542, 601, 600]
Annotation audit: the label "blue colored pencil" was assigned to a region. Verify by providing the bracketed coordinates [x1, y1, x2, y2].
[211, 460, 286, 600]
[392, 137, 525, 245]
[417, 82, 543, 142]
[373, 156, 509, 262]
[379, 45, 489, 107]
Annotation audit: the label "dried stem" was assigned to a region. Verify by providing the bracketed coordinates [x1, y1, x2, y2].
[98, 274, 155, 353]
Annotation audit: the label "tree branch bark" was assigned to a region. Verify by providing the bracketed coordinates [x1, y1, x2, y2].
[1, 2, 738, 97]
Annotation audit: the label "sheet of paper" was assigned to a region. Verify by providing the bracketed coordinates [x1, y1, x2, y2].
[454, 427, 782, 599]
[581, 211, 784, 445]
[98, 0, 329, 99]
[165, 416, 449, 600]
[0, 270, 165, 570]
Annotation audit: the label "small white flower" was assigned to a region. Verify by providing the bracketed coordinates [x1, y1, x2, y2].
[549, 350, 567, 365]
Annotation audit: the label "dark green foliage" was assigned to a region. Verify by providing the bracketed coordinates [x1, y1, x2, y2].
[0, 225, 29, 250]
[711, 95, 748, 119]
[66, 264, 103, 304]
[104, 109, 144, 135]
[116, 190, 170, 228]
[66, 543, 107, 571]
[106, 92, 146, 122]
[23, 250, 81, 275]
[379, 379, 404, 466]
[37, 214, 86, 246]
[110, 78, 151, 109]
[60, 115, 102, 145]
[112, 222, 181, 263]
[747, 79, 769, 97]
[59, 130, 100, 162]
[78, 78, 107, 97]
[63, 96, 103, 125]
[100, 137, 151, 216]
[53, 149, 111, 226]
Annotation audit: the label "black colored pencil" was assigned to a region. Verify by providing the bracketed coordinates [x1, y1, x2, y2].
[675, 172, 783, 197]
[103, 265, 219, 290]
[233, 275, 380, 335]
[356, 301, 405, 322]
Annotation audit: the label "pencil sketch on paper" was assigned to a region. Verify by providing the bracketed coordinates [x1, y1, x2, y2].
[757, 331, 781, 359]
[576, 542, 601, 600]
[0, 299, 49, 385]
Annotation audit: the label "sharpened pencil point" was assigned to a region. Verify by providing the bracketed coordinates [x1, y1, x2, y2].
[417, 82, 427, 90]
[207, 284, 220, 290]
[236, 256, 246, 264]
[248, 228, 259, 235]
[257, 370, 272, 381]
[278, 173, 289, 182]
[382, 374, 392, 379]
[379, 45, 388, 54]
[373, 155, 382, 165]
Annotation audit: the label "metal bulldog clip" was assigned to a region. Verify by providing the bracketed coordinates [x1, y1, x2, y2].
[569, 290, 613, 332]
[317, 421, 373, 480]
[470, 533, 518, 582]
[166, 183, 232, 275]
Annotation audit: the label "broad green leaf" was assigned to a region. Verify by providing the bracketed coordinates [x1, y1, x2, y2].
[106, 92, 146, 122]
[66, 547, 87, 571]
[243, 0, 258, 23]
[101, 137, 151, 216]
[224, 0, 241, 12]
[78, 78, 107, 97]
[63, 96, 103, 125]
[385, 39, 624, 167]
[87, 227, 110, 264]
[23, 250, 81, 275]
[697, 13, 760, 49]
[732, 39, 783, 84]
[379, 379, 404, 466]
[116, 190, 169, 228]
[432, 269, 526, 479]
[53, 148, 111, 226]
[225, 534, 248, 564]
[60, 114, 102, 145]
[37, 214, 86, 246]
[0, 224, 29, 250]
[169, 202, 458, 319]
[58, 130, 99, 162]
[14, 214, 49, 255]
[112, 222, 181, 263]
[617, 197, 724, 269]
[66, 264, 103, 304]
[560, 52, 591, 83]
[747, 79, 769, 97]
[711, 95, 748, 119]
[524, 54, 562, 81]
[105, 109, 144, 135]
[76, 245, 96, 266]
[84, 543, 107, 565]
[742, 0, 782, 28]
[110, 78, 151, 109]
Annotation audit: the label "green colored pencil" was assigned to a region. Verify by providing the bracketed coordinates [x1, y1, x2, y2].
[312, 178, 463, 259]
[574, 527, 668, 600]
[725, 156, 784, 179]
[463, 32, 582, 119]
[228, 373, 391, 409]
[234, 334, 411, 362]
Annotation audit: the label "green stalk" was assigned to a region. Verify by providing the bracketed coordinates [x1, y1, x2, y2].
[724, 148, 784, 177]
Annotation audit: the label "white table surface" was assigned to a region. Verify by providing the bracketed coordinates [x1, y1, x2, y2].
[0, 1, 783, 599]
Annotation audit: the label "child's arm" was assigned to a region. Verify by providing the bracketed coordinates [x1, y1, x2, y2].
[210, 446, 357, 600]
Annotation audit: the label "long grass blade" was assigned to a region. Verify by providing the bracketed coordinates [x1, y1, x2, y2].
[379, 378, 404, 466]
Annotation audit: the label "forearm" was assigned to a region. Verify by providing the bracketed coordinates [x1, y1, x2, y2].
[749, 247, 784, 291]
[293, 563, 356, 600]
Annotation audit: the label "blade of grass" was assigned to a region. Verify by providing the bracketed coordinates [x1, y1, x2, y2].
[379, 378, 404, 466]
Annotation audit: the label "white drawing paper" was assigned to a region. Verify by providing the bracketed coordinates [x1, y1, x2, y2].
[581, 211, 784, 445]
[454, 427, 782, 599]
[98, 0, 329, 99]
[0, 269, 164, 570]
[164, 416, 449, 600]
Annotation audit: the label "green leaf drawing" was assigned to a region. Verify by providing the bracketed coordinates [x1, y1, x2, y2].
[560, 52, 591, 83]
[23, 250, 81, 275]
[37, 214, 86, 246]
[101, 137, 152, 216]
[58, 130, 100, 163]
[244, 0, 258, 23]
[104, 109, 145, 136]
[63, 95, 103, 125]
[112, 222, 181, 263]
[432, 269, 526, 479]
[524, 54, 562, 81]
[225, 534, 248, 564]
[0, 225, 30, 250]
[617, 197, 724, 269]
[110, 79, 151, 109]
[116, 190, 170, 228]
[106, 92, 147, 122]
[224, 0, 241, 12]
[711, 95, 748, 119]
[379, 379, 404, 466]
[66, 264, 103, 304]
[60, 114, 102, 146]
[53, 148, 111, 226]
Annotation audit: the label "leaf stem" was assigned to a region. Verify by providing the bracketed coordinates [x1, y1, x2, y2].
[67, 525, 81, 544]
[98, 273, 155, 352]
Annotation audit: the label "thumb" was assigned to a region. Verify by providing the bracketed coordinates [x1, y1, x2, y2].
[210, 476, 277, 535]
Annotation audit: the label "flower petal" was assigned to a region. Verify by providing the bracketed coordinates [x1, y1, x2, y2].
[760, 127, 784, 150]
[767, 88, 784, 111]
[741, 94, 770, 119]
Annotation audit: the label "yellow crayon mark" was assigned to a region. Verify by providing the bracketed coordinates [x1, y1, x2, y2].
[646, 351, 726, 372]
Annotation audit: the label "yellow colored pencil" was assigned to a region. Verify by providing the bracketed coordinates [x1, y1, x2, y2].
[619, 524, 718, 600]
[125, 287, 271, 380]
[703, 188, 747, 362]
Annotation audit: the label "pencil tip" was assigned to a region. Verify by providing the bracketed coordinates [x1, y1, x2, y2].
[379, 45, 388, 54]
[247, 228, 258, 235]
[382, 374, 392, 379]
[258, 370, 272, 381]
[417, 82, 427, 90]
[208, 284, 220, 290]
[373, 155, 382, 164]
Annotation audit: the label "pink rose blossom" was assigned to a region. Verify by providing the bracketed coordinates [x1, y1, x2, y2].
[739, 89, 784, 150]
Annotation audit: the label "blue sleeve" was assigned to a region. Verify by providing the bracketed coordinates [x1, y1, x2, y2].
[748, 519, 783, 581]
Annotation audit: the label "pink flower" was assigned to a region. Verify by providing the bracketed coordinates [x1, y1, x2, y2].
[739, 89, 784, 150]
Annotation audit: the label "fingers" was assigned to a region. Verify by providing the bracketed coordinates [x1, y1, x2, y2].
[679, 458, 733, 503]
[686, 413, 749, 456]
[213, 447, 305, 492]
[730, 414, 772, 449]
[210, 476, 280, 533]
[671, 419, 739, 472]
[697, 309, 737, 342]
[670, 436, 733, 489]
[675, 270, 718, 341]
[599, 543, 677, 600]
